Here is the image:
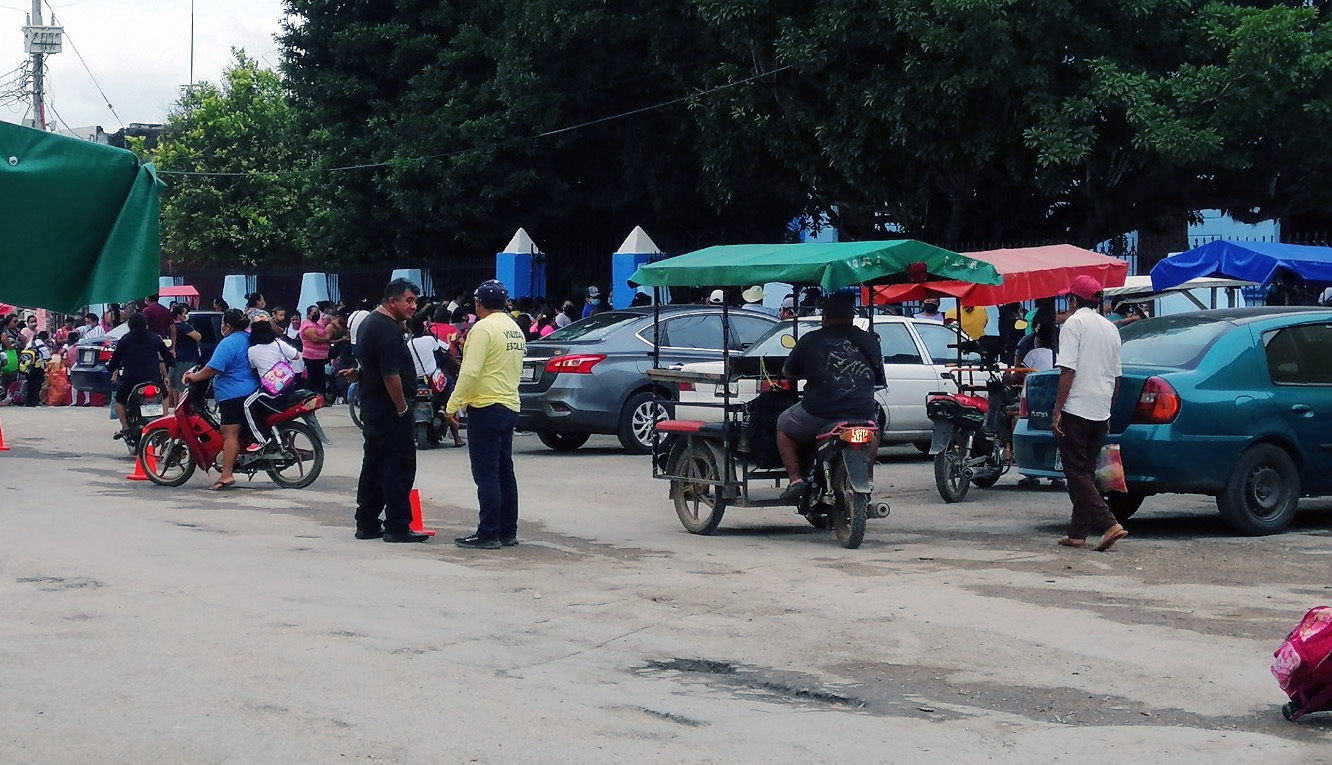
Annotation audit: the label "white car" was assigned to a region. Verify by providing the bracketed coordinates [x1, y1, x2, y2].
[672, 316, 979, 448]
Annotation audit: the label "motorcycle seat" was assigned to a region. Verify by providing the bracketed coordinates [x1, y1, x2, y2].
[932, 393, 988, 414]
[656, 420, 731, 438]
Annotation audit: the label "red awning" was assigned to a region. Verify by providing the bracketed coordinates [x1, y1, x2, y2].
[870, 245, 1129, 306]
[160, 286, 199, 299]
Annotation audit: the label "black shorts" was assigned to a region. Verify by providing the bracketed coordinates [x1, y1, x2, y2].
[115, 378, 152, 406]
[217, 396, 248, 427]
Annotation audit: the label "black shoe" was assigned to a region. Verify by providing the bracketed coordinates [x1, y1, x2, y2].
[354, 529, 383, 540]
[383, 531, 430, 543]
[500, 536, 519, 547]
[779, 480, 809, 503]
[454, 534, 501, 550]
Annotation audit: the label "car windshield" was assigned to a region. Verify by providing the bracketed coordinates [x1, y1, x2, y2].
[542, 312, 639, 343]
[743, 320, 820, 356]
[1119, 316, 1231, 369]
[106, 323, 130, 340]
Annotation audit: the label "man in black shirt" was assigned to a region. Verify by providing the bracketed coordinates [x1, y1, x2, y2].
[776, 292, 885, 501]
[107, 312, 174, 434]
[352, 278, 429, 543]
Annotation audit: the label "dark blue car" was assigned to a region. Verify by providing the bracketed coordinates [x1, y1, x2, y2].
[1014, 307, 1332, 535]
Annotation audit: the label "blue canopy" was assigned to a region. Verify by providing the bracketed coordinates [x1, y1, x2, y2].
[1151, 240, 1332, 292]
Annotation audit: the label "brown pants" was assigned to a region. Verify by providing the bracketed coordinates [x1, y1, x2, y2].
[1057, 412, 1117, 539]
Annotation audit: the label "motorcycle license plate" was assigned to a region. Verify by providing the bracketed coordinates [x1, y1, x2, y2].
[1053, 449, 1063, 472]
[141, 403, 164, 417]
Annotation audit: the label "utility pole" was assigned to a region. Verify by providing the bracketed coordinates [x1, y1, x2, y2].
[22, 0, 61, 131]
[189, 0, 195, 87]
[29, 0, 44, 129]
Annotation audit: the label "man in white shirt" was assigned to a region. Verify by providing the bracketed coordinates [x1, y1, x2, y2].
[347, 305, 371, 350]
[1052, 275, 1126, 551]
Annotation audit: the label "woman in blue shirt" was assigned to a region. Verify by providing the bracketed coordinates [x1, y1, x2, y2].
[183, 309, 259, 490]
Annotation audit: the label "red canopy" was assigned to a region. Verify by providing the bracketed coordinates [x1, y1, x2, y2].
[869, 245, 1129, 306]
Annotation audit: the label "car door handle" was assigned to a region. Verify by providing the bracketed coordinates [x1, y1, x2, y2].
[1292, 404, 1314, 417]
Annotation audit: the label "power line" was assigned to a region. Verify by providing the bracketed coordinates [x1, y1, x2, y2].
[44, 3, 122, 128]
[156, 64, 793, 179]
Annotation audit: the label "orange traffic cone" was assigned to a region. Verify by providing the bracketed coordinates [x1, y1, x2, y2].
[126, 448, 155, 481]
[409, 489, 435, 536]
[0, 412, 9, 451]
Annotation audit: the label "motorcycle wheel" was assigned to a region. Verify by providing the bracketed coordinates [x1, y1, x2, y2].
[670, 443, 726, 535]
[138, 427, 196, 487]
[414, 421, 433, 451]
[831, 462, 867, 549]
[266, 420, 325, 489]
[934, 442, 971, 503]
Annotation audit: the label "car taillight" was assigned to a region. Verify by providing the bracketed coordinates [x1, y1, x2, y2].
[545, 354, 606, 375]
[1133, 376, 1181, 424]
[142, 385, 159, 398]
[1018, 378, 1029, 418]
[97, 347, 113, 362]
[841, 426, 875, 444]
[677, 382, 695, 392]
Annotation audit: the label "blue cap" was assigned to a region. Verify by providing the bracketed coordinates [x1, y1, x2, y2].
[475, 279, 509, 308]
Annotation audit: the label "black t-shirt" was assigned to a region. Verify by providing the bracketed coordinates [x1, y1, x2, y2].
[173, 321, 200, 363]
[108, 330, 174, 382]
[783, 324, 885, 419]
[354, 311, 412, 406]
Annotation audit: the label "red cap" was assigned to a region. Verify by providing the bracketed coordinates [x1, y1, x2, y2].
[1065, 275, 1103, 301]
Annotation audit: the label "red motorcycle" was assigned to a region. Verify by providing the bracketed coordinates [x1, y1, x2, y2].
[136, 376, 331, 489]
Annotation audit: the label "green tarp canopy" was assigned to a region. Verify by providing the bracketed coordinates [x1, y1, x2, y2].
[0, 121, 165, 313]
[629, 240, 1003, 291]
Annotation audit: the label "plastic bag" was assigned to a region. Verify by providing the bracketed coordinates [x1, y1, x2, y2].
[1095, 443, 1128, 493]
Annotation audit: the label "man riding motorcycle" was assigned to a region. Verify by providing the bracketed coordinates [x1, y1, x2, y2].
[776, 292, 885, 502]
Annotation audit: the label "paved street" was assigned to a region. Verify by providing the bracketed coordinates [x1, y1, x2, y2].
[1, 405, 1329, 763]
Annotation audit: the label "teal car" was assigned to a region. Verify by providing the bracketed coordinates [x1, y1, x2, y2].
[1014, 307, 1332, 535]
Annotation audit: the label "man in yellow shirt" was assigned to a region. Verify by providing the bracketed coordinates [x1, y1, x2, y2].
[447, 279, 527, 549]
[945, 304, 989, 339]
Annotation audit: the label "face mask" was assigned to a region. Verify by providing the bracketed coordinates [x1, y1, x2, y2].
[593, 298, 601, 305]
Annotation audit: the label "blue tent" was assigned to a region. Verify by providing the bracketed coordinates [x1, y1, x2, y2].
[1151, 240, 1332, 292]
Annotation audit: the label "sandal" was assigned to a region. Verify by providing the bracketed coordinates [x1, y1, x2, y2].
[1057, 537, 1087, 548]
[207, 479, 236, 492]
[1094, 525, 1128, 552]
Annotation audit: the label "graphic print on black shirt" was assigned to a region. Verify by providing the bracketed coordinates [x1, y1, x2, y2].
[782, 325, 884, 419]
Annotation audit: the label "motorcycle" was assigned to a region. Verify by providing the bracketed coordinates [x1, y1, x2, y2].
[113, 381, 167, 454]
[136, 376, 332, 489]
[796, 419, 883, 549]
[413, 377, 447, 450]
[927, 339, 1020, 503]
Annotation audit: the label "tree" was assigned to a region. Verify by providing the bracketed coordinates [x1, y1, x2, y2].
[153, 51, 314, 269]
[687, 0, 1332, 247]
[280, 0, 804, 268]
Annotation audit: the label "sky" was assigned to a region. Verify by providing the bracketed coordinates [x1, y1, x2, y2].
[0, 0, 288, 131]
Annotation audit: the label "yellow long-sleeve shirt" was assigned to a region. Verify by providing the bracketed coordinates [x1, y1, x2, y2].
[446, 311, 526, 415]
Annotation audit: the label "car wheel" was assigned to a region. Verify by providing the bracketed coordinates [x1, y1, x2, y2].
[1104, 491, 1146, 523]
[1216, 444, 1300, 535]
[537, 431, 590, 451]
[913, 441, 931, 454]
[618, 391, 669, 454]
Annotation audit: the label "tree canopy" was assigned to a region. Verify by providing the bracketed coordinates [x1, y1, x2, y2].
[152, 51, 313, 269]
[272, 0, 1332, 266]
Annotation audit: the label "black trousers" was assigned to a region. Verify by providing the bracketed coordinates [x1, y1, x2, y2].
[25, 368, 44, 406]
[467, 404, 519, 542]
[355, 400, 417, 535]
[303, 358, 328, 398]
[1056, 412, 1117, 538]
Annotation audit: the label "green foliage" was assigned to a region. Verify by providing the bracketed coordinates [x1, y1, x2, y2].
[154, 51, 314, 269]
[278, 0, 1332, 263]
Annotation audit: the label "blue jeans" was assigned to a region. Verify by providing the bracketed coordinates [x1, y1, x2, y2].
[467, 404, 519, 541]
